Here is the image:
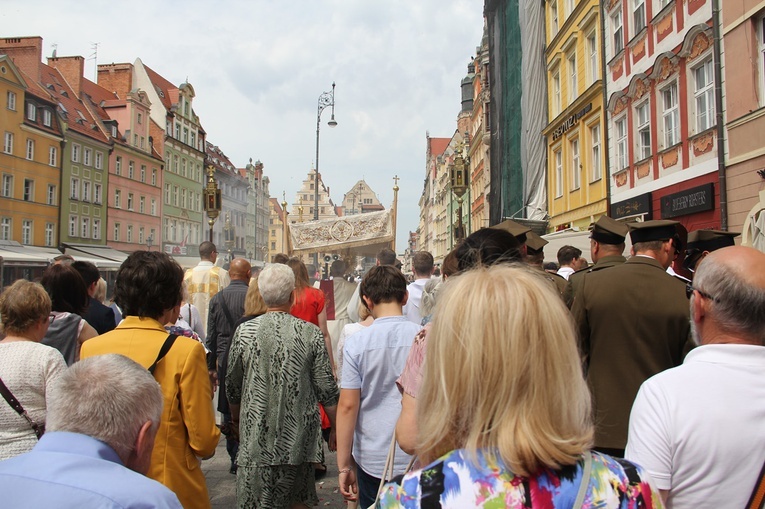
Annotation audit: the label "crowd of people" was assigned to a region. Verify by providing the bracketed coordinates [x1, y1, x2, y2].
[0, 219, 763, 509]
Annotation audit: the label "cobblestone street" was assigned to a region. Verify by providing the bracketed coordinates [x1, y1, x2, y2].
[203, 435, 350, 508]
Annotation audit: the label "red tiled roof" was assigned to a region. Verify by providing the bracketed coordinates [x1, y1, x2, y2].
[429, 137, 450, 157]
[142, 64, 175, 111]
[39, 63, 109, 144]
[270, 197, 284, 222]
[205, 141, 242, 179]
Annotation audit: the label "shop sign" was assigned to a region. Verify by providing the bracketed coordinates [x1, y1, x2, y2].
[611, 192, 652, 220]
[660, 183, 714, 218]
[552, 103, 593, 140]
[164, 244, 188, 256]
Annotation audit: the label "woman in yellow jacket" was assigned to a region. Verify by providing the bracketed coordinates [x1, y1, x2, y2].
[81, 251, 220, 509]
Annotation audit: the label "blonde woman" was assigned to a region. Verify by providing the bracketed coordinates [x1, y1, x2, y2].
[378, 265, 663, 508]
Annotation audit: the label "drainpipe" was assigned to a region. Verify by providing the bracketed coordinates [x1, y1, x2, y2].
[600, 1, 612, 214]
[712, 0, 728, 230]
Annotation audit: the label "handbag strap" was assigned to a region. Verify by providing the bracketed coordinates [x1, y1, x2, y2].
[0, 376, 44, 439]
[372, 433, 417, 507]
[148, 334, 178, 375]
[746, 458, 765, 509]
[572, 451, 592, 509]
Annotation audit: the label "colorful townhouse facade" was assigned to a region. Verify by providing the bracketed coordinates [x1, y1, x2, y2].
[418, 134, 450, 265]
[0, 53, 63, 247]
[604, 0, 721, 230]
[268, 197, 289, 261]
[240, 158, 270, 266]
[721, 1, 765, 248]
[543, 0, 608, 231]
[206, 141, 248, 259]
[468, 31, 491, 232]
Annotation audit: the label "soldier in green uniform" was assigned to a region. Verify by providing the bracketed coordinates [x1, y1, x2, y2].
[525, 231, 573, 308]
[569, 216, 630, 301]
[683, 229, 740, 274]
[572, 219, 692, 458]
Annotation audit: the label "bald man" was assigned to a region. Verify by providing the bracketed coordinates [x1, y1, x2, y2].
[626, 246, 765, 507]
[206, 257, 251, 473]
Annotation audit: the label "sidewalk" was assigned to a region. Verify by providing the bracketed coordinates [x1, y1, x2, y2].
[202, 435, 350, 508]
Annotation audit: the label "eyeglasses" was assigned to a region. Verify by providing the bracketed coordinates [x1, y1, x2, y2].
[686, 283, 718, 302]
[48, 313, 56, 324]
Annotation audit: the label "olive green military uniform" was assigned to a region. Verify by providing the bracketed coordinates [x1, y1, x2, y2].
[572, 255, 692, 451]
[569, 255, 627, 302]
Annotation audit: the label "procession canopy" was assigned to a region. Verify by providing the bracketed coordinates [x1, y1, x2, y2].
[289, 209, 393, 257]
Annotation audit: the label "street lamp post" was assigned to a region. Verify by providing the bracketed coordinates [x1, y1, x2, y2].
[450, 140, 470, 244]
[314, 82, 337, 267]
[203, 165, 222, 243]
[146, 235, 153, 251]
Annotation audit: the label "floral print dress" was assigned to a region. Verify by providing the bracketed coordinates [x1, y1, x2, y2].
[377, 448, 663, 509]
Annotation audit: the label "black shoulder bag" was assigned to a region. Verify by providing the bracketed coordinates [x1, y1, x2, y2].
[148, 334, 178, 375]
[0, 376, 45, 439]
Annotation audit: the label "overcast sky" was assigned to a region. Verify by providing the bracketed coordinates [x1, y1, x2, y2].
[4, 0, 484, 252]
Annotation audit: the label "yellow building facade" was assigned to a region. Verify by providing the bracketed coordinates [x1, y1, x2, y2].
[542, 0, 608, 231]
[0, 56, 63, 247]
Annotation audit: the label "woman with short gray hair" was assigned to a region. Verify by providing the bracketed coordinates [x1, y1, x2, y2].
[227, 263, 340, 508]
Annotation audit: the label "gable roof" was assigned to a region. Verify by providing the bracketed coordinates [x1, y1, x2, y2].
[142, 63, 175, 111]
[429, 137, 450, 158]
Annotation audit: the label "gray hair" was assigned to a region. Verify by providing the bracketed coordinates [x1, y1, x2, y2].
[420, 278, 443, 318]
[258, 263, 295, 307]
[46, 354, 163, 460]
[693, 255, 765, 345]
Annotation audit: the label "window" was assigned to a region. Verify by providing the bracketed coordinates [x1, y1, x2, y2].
[587, 33, 598, 84]
[616, 116, 628, 170]
[183, 127, 188, 144]
[181, 188, 187, 209]
[127, 225, 133, 243]
[82, 181, 91, 202]
[554, 150, 563, 197]
[173, 186, 179, 206]
[94, 184, 102, 205]
[49, 146, 57, 166]
[133, 134, 138, 147]
[4, 132, 13, 154]
[6, 91, 16, 111]
[69, 215, 77, 237]
[636, 101, 651, 160]
[23, 179, 33, 201]
[694, 59, 715, 132]
[568, 53, 577, 104]
[151, 198, 156, 216]
[633, 0, 646, 34]
[137, 112, 142, 124]
[42, 109, 52, 127]
[190, 132, 196, 149]
[612, 9, 624, 54]
[590, 124, 602, 181]
[550, 1, 559, 37]
[173, 155, 179, 173]
[127, 193, 134, 211]
[83, 147, 92, 166]
[81, 217, 90, 239]
[164, 218, 169, 240]
[93, 219, 100, 240]
[174, 123, 180, 139]
[95, 151, 103, 169]
[2, 175, 11, 198]
[570, 138, 581, 190]
[113, 223, 120, 242]
[151, 168, 157, 186]
[22, 220, 31, 245]
[45, 223, 54, 247]
[115, 156, 122, 176]
[271, 242, 276, 250]
[566, 0, 575, 17]
[70, 177, 79, 200]
[165, 184, 170, 204]
[140, 165, 146, 183]
[171, 220, 177, 242]
[47, 184, 56, 205]
[662, 82, 679, 147]
[139, 227, 145, 245]
[1, 218, 10, 240]
[552, 71, 561, 116]
[181, 158, 186, 178]
[128, 161, 134, 179]
[140, 196, 145, 214]
[115, 189, 121, 208]
[26, 139, 34, 160]
[27, 102, 36, 121]
[71, 144, 80, 162]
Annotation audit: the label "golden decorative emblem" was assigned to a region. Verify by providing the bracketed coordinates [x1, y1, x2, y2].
[330, 220, 354, 242]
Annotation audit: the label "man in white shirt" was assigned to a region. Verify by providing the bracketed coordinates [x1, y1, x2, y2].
[626, 246, 765, 508]
[555, 245, 582, 280]
[402, 251, 434, 325]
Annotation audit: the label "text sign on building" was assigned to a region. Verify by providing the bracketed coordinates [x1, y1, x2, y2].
[611, 193, 652, 220]
[552, 103, 593, 141]
[660, 183, 714, 219]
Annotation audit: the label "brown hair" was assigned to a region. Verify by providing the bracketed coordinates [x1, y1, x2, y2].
[0, 280, 51, 335]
